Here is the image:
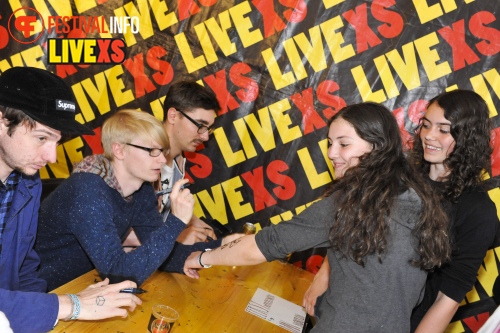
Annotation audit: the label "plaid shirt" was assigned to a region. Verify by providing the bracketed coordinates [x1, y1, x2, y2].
[0, 170, 21, 253]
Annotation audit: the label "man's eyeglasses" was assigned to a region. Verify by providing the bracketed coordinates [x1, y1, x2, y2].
[126, 143, 165, 157]
[177, 109, 214, 135]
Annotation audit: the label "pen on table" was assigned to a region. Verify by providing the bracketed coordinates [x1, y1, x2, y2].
[119, 287, 147, 294]
[156, 183, 191, 197]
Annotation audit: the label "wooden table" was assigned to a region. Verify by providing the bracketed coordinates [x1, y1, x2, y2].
[51, 261, 314, 332]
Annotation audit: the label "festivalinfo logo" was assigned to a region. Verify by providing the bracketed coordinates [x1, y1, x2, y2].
[7, 7, 139, 64]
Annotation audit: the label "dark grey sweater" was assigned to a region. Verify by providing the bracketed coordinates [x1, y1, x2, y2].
[256, 188, 426, 333]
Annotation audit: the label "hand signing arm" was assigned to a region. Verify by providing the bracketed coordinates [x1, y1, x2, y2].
[169, 179, 194, 224]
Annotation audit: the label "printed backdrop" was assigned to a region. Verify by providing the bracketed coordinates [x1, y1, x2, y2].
[1, 1, 499, 331]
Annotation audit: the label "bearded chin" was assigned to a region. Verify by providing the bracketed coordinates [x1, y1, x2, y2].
[14, 166, 35, 176]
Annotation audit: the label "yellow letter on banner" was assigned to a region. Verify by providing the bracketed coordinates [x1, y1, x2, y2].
[351, 65, 387, 103]
[283, 39, 307, 82]
[294, 26, 328, 74]
[322, 0, 345, 9]
[194, 23, 219, 65]
[488, 187, 500, 220]
[73, 0, 98, 13]
[414, 33, 451, 82]
[114, 0, 154, 46]
[175, 32, 208, 73]
[413, 0, 444, 24]
[104, 65, 134, 109]
[233, 117, 258, 160]
[243, 106, 276, 152]
[72, 73, 111, 123]
[320, 16, 355, 64]
[228, 1, 263, 48]
[45, 0, 73, 16]
[222, 176, 254, 220]
[204, 12, 237, 56]
[297, 144, 333, 190]
[193, 194, 206, 220]
[195, 185, 229, 224]
[373, 55, 399, 99]
[262, 48, 296, 90]
[213, 127, 246, 168]
[20, 45, 45, 69]
[470, 69, 500, 117]
[149, 0, 178, 30]
[385, 43, 421, 92]
[268, 99, 302, 144]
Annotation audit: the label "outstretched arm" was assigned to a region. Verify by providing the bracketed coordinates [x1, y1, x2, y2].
[183, 235, 266, 278]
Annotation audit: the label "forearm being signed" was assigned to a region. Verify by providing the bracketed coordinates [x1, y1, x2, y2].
[208, 235, 267, 266]
[184, 235, 267, 278]
[220, 237, 242, 250]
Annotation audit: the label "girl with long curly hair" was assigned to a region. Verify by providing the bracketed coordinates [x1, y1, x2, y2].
[183, 102, 451, 332]
[410, 90, 499, 332]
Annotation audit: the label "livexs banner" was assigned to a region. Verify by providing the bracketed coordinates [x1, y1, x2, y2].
[1, 1, 499, 331]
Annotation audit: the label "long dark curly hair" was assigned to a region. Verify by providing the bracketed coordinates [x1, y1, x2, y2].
[410, 90, 492, 202]
[325, 103, 450, 269]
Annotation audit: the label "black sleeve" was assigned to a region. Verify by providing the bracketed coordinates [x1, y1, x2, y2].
[438, 190, 499, 302]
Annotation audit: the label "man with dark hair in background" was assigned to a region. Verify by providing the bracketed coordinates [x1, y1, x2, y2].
[158, 80, 221, 244]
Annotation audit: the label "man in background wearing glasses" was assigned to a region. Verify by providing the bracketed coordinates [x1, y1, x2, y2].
[158, 80, 221, 244]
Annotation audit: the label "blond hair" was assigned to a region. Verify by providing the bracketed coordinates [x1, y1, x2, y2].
[101, 109, 169, 160]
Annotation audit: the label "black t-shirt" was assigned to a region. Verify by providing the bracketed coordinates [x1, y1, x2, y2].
[410, 184, 499, 330]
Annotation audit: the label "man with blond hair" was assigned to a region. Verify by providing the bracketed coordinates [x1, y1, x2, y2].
[36, 109, 223, 290]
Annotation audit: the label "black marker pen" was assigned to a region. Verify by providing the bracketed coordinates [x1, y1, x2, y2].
[156, 183, 191, 197]
[119, 287, 147, 294]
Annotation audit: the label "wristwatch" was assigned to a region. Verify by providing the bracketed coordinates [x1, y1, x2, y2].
[198, 248, 212, 268]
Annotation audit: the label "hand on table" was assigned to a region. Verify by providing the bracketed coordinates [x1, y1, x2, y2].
[59, 278, 142, 321]
[183, 251, 203, 279]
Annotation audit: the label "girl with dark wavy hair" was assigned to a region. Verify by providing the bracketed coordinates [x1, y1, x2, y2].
[183, 102, 450, 332]
[411, 90, 499, 333]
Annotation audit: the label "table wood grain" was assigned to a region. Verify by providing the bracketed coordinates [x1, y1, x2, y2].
[51, 261, 314, 333]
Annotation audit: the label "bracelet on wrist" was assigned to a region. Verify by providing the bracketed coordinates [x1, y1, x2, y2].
[198, 248, 212, 268]
[66, 294, 81, 320]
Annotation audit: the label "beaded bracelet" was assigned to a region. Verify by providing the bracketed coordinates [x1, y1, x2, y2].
[66, 294, 81, 320]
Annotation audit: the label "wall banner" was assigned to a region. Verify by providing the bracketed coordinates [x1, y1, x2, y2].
[1, 0, 499, 331]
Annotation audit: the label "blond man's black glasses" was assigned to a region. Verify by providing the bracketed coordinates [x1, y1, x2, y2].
[126, 143, 164, 157]
[177, 109, 214, 135]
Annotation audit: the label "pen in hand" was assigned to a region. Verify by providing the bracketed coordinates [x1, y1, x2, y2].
[205, 227, 214, 241]
[119, 287, 147, 294]
[156, 183, 191, 197]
